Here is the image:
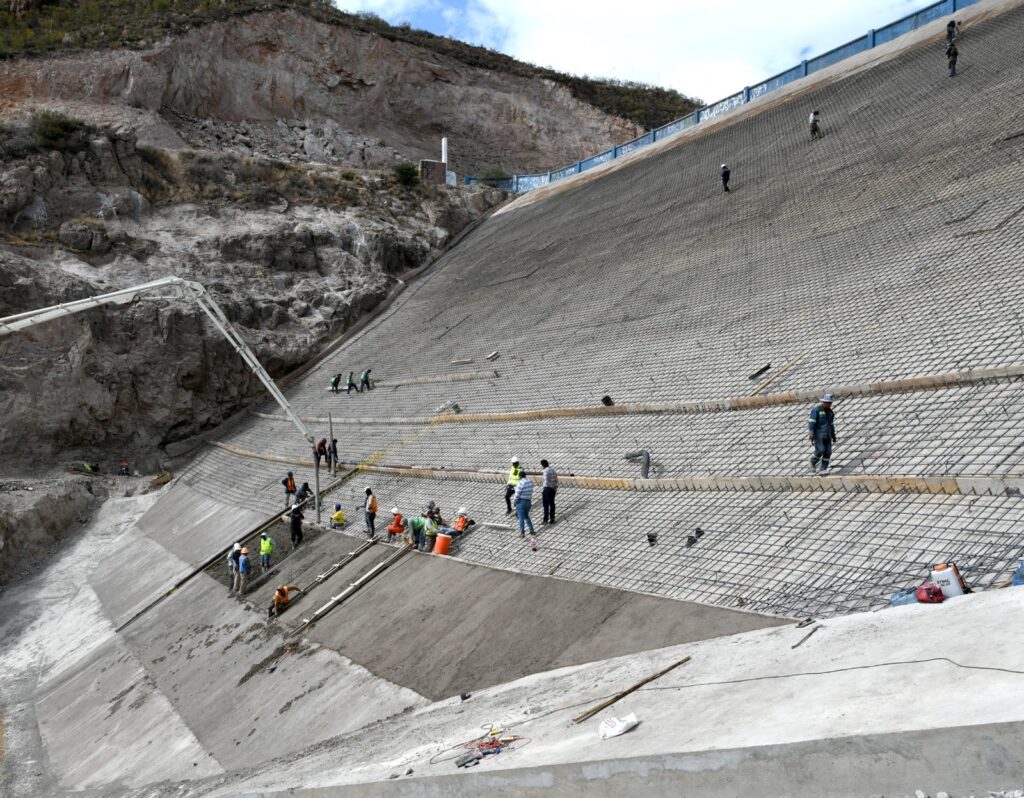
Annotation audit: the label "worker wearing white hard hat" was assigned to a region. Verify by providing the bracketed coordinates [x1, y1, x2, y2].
[447, 506, 475, 537]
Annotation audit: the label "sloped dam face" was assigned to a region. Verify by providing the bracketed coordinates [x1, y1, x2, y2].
[4, 1, 1024, 795]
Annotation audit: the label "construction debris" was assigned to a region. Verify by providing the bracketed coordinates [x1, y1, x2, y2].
[598, 713, 640, 739]
[791, 624, 821, 649]
[572, 656, 691, 723]
[485, 351, 500, 361]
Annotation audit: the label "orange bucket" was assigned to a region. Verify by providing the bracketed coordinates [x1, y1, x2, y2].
[433, 533, 452, 556]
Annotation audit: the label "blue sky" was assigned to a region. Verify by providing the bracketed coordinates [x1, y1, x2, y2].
[333, 0, 943, 103]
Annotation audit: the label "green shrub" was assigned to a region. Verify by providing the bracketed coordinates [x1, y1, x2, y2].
[480, 165, 510, 180]
[392, 162, 419, 188]
[29, 110, 90, 153]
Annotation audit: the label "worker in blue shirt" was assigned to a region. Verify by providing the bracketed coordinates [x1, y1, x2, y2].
[808, 393, 837, 474]
[235, 547, 252, 594]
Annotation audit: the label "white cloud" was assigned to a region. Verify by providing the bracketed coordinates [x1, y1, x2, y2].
[467, 0, 942, 104]
[335, 0, 438, 20]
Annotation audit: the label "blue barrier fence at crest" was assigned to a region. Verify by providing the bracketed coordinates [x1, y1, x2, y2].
[465, 0, 976, 193]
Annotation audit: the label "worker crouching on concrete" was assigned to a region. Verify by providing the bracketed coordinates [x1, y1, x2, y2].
[268, 584, 302, 618]
[387, 508, 407, 541]
[808, 393, 838, 474]
[423, 516, 441, 552]
[331, 503, 347, 529]
[408, 515, 426, 550]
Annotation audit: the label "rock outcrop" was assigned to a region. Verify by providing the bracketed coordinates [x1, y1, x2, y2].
[0, 476, 104, 585]
[0, 9, 640, 175]
[0, 130, 504, 467]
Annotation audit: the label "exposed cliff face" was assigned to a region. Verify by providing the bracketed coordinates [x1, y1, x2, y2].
[0, 9, 641, 175]
[0, 130, 504, 467]
[0, 475, 104, 586]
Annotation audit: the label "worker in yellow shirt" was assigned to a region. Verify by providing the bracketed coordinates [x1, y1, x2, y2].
[331, 503, 347, 529]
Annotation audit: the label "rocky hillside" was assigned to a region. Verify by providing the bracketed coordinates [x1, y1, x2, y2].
[0, 0, 699, 137]
[0, 0, 689, 472]
[0, 3, 657, 176]
[0, 114, 503, 468]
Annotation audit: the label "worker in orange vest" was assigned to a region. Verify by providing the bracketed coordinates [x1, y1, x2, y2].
[449, 507, 475, 537]
[364, 487, 378, 538]
[387, 508, 407, 540]
[281, 471, 296, 507]
[268, 584, 302, 618]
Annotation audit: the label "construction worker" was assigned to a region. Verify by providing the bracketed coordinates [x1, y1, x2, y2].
[347, 371, 359, 394]
[387, 508, 407, 540]
[946, 42, 959, 77]
[504, 458, 523, 515]
[808, 393, 838, 474]
[808, 110, 822, 140]
[513, 470, 536, 538]
[425, 500, 444, 526]
[327, 438, 339, 472]
[294, 482, 313, 505]
[331, 503, 347, 529]
[720, 163, 731, 193]
[226, 542, 241, 588]
[364, 487, 378, 538]
[315, 438, 328, 469]
[282, 470, 296, 507]
[290, 506, 304, 548]
[945, 18, 959, 43]
[541, 459, 558, 524]
[422, 515, 440, 552]
[359, 368, 373, 391]
[408, 514, 427, 550]
[235, 547, 251, 594]
[259, 532, 274, 572]
[330, 373, 341, 393]
[445, 507, 474, 537]
[268, 584, 303, 618]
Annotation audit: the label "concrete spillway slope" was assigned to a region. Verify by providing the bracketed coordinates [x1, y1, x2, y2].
[165, 0, 1024, 620]
[7, 1, 1024, 794]
[0, 481, 782, 794]
[0, 492, 222, 796]
[136, 584, 1024, 797]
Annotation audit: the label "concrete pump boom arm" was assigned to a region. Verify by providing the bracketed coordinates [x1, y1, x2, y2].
[0, 276, 314, 446]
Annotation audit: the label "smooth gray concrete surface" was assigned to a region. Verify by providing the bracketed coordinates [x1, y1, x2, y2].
[301, 547, 785, 700]
[253, 721, 1024, 798]
[119, 569, 426, 772]
[88, 528, 194, 628]
[35, 635, 223, 791]
[137, 482, 269, 566]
